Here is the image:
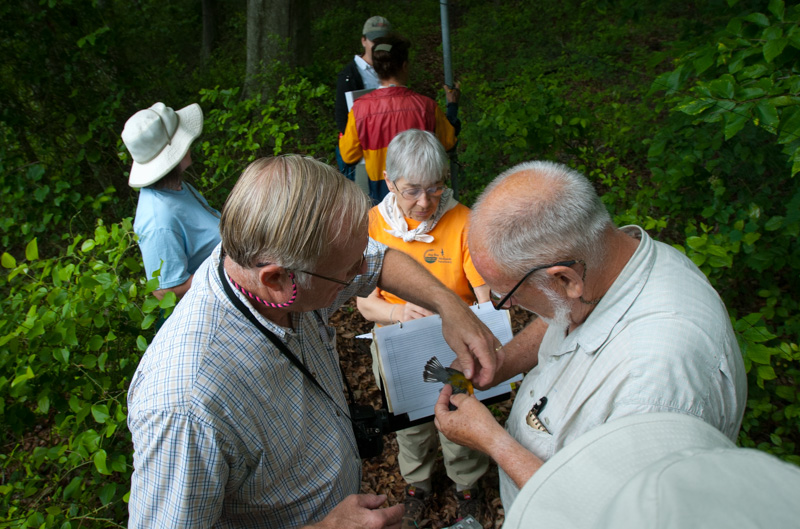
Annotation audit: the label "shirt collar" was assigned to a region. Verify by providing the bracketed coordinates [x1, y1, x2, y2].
[563, 225, 653, 356]
[209, 243, 296, 340]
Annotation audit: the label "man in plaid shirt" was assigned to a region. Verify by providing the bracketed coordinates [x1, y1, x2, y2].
[127, 155, 501, 528]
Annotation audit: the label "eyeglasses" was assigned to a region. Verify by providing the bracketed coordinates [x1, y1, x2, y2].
[397, 184, 446, 200]
[255, 255, 366, 287]
[490, 260, 580, 310]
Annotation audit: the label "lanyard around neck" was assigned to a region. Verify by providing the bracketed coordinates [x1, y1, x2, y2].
[217, 251, 337, 404]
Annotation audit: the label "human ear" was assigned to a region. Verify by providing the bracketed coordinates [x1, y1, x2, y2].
[548, 266, 584, 300]
[257, 264, 289, 293]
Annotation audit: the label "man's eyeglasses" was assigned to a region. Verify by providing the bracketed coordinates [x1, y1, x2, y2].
[257, 255, 366, 287]
[397, 185, 446, 201]
[490, 260, 579, 310]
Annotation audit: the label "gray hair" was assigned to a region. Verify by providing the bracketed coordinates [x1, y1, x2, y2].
[471, 160, 614, 279]
[385, 129, 449, 187]
[220, 156, 371, 285]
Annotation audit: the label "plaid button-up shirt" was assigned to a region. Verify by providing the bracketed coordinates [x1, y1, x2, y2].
[128, 240, 386, 528]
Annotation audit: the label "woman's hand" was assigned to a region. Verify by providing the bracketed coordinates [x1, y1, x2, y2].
[398, 301, 434, 322]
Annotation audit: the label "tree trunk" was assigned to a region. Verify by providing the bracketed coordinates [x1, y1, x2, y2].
[201, 0, 217, 62]
[244, 0, 310, 97]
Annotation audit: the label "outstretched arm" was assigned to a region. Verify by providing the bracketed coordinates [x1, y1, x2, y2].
[377, 248, 501, 386]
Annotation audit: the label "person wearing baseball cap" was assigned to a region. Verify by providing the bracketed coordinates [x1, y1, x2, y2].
[334, 16, 392, 182]
[122, 102, 221, 301]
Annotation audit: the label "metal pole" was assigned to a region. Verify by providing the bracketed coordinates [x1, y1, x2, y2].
[440, 0, 453, 88]
[439, 0, 458, 197]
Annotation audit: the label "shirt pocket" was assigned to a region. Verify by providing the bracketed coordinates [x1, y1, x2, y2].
[516, 417, 557, 461]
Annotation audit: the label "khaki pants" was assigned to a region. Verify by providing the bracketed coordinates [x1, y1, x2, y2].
[370, 337, 489, 487]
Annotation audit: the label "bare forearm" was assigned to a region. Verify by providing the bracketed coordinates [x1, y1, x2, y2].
[153, 274, 193, 301]
[492, 317, 547, 383]
[487, 429, 544, 489]
[378, 248, 456, 312]
[356, 292, 399, 326]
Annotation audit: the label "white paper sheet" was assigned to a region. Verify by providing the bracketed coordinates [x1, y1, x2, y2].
[374, 302, 520, 419]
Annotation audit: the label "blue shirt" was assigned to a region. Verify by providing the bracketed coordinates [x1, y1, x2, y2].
[133, 183, 221, 289]
[127, 240, 387, 528]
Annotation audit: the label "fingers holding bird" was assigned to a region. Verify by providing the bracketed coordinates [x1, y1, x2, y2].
[433, 384, 504, 455]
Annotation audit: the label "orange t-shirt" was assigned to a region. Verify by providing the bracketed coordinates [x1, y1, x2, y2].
[369, 202, 485, 306]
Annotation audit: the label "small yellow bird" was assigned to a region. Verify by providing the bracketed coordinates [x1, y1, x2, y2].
[423, 356, 474, 395]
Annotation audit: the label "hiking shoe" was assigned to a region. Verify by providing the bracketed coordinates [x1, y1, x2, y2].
[401, 485, 430, 529]
[454, 486, 489, 527]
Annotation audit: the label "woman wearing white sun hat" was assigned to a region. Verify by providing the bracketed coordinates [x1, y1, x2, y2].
[123, 102, 221, 301]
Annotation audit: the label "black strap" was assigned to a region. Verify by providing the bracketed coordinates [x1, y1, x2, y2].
[216, 251, 344, 412]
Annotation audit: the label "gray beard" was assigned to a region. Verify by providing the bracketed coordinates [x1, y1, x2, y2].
[538, 285, 572, 333]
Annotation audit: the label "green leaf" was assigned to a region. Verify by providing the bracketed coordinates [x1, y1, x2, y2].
[99, 483, 117, 505]
[744, 12, 770, 27]
[53, 348, 70, 365]
[62, 476, 82, 500]
[25, 238, 39, 261]
[746, 343, 773, 364]
[709, 76, 735, 99]
[1, 252, 16, 268]
[768, 0, 785, 21]
[686, 236, 706, 249]
[755, 100, 780, 130]
[94, 449, 111, 475]
[91, 404, 110, 424]
[677, 98, 716, 116]
[764, 216, 784, 231]
[764, 38, 788, 63]
[758, 365, 777, 380]
[136, 335, 149, 351]
[88, 334, 105, 351]
[724, 109, 749, 139]
[738, 63, 769, 80]
[11, 366, 34, 388]
[159, 291, 177, 309]
[80, 239, 96, 252]
[142, 296, 160, 314]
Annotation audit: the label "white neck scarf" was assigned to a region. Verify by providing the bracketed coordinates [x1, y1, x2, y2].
[377, 188, 457, 243]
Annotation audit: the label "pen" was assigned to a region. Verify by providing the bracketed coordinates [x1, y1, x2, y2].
[531, 396, 548, 415]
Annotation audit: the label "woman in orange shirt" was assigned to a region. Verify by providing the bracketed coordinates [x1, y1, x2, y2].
[356, 129, 490, 528]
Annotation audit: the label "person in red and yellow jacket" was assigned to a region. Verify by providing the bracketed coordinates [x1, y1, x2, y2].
[356, 129, 491, 529]
[339, 33, 461, 204]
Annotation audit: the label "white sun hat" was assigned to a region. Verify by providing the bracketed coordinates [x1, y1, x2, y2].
[504, 412, 800, 529]
[122, 102, 204, 188]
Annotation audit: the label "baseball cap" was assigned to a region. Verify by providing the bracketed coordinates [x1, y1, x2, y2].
[363, 16, 391, 40]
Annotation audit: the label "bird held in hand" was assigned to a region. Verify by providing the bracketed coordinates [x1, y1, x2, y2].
[423, 356, 473, 395]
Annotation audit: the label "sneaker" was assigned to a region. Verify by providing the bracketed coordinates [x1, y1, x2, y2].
[454, 487, 489, 527]
[401, 485, 430, 529]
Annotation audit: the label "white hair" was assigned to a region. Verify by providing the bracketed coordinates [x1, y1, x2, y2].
[471, 160, 614, 278]
[220, 155, 370, 287]
[384, 129, 449, 187]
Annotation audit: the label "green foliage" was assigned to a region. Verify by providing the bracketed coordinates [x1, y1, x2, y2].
[647, 0, 800, 460]
[193, 72, 333, 200]
[0, 220, 169, 527]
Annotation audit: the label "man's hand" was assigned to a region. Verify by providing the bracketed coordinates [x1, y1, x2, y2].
[438, 299, 503, 387]
[305, 494, 404, 529]
[434, 385, 545, 489]
[445, 81, 461, 104]
[433, 384, 506, 454]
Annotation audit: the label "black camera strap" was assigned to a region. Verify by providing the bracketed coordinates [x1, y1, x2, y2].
[217, 251, 352, 420]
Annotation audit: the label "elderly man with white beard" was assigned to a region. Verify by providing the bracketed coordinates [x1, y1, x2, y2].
[432, 160, 748, 510]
